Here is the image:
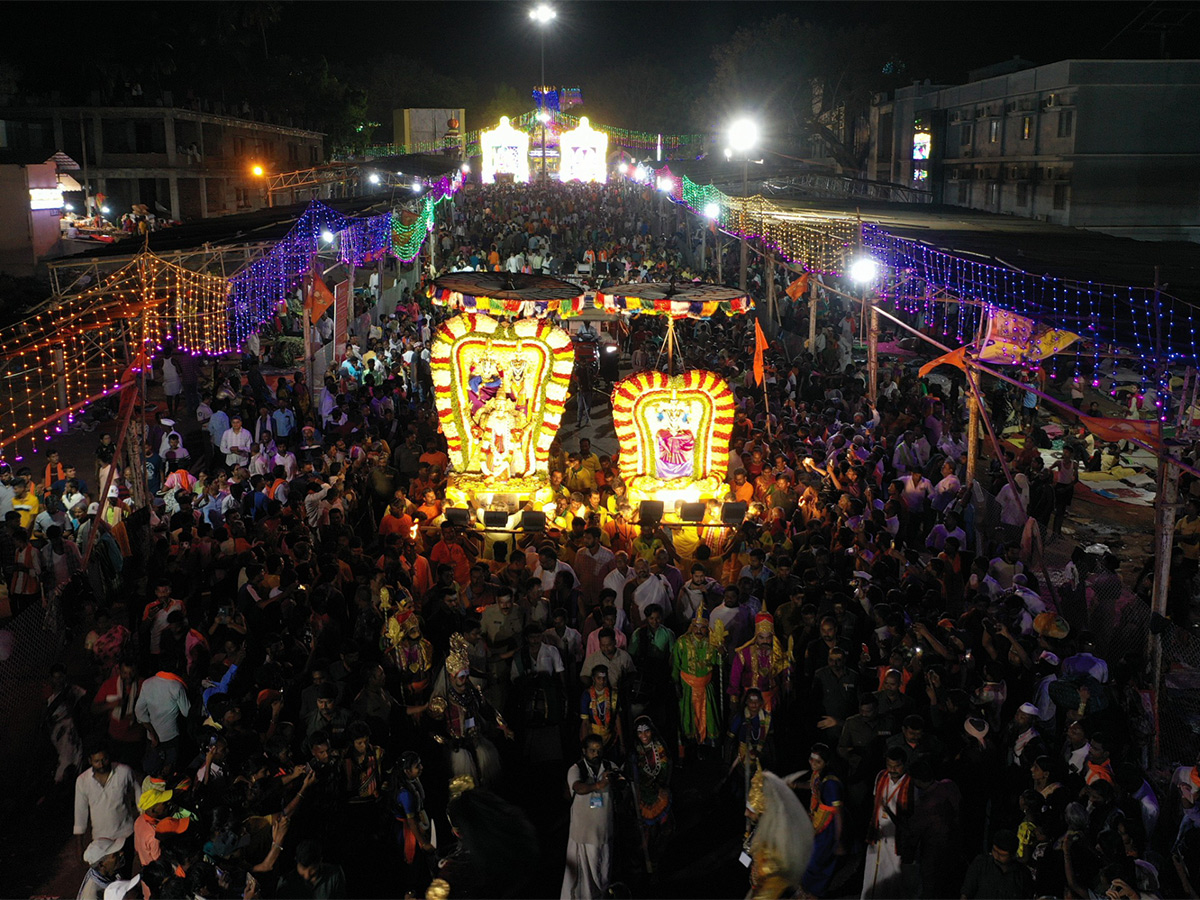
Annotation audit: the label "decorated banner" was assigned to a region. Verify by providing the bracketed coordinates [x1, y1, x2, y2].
[431, 313, 574, 502]
[978, 308, 1079, 365]
[611, 370, 735, 506]
[333, 280, 350, 361]
[428, 288, 590, 319]
[597, 293, 754, 319]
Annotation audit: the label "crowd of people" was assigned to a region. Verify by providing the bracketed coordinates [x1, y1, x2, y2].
[1, 180, 1198, 900]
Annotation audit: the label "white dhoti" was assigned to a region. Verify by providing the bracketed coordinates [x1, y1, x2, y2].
[861, 774, 907, 899]
[561, 841, 611, 900]
[561, 761, 615, 900]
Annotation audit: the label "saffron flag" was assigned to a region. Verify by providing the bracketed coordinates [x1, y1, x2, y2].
[307, 272, 335, 321]
[977, 308, 1079, 365]
[785, 273, 811, 301]
[919, 346, 969, 378]
[754, 319, 767, 386]
[1078, 416, 1162, 451]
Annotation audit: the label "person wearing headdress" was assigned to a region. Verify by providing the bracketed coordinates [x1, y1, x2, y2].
[671, 607, 721, 753]
[745, 769, 815, 899]
[728, 612, 790, 714]
[579, 664, 624, 759]
[861, 747, 913, 899]
[799, 743, 845, 896]
[383, 595, 434, 707]
[726, 688, 774, 803]
[632, 715, 673, 872]
[427, 634, 512, 787]
[561, 734, 620, 899]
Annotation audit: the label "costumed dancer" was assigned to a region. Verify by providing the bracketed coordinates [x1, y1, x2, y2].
[744, 768, 816, 899]
[382, 594, 434, 708]
[725, 687, 774, 804]
[861, 747, 913, 899]
[392, 751, 436, 892]
[728, 612, 790, 715]
[632, 715, 673, 873]
[428, 635, 513, 788]
[798, 743, 845, 897]
[671, 608, 722, 757]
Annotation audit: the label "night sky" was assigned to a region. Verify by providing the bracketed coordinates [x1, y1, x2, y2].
[5, 1, 1192, 98]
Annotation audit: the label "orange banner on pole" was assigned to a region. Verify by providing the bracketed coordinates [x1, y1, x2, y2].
[1078, 416, 1162, 451]
[918, 346, 969, 378]
[307, 272, 335, 321]
[785, 274, 811, 301]
[754, 319, 767, 386]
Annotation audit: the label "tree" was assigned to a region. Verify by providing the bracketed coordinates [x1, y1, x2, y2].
[699, 16, 908, 173]
[477, 83, 528, 128]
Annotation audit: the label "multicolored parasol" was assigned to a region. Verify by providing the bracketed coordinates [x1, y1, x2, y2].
[428, 272, 587, 317]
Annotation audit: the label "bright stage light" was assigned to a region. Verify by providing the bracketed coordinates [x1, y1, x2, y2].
[101, 206, 111, 214]
[530, 4, 556, 23]
[412, 181, 422, 193]
[368, 173, 380, 184]
[703, 202, 720, 219]
[617, 162, 628, 174]
[321, 230, 335, 243]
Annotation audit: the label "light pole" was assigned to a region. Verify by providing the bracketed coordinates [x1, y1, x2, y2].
[849, 256, 880, 402]
[728, 118, 758, 293]
[530, 4, 556, 184]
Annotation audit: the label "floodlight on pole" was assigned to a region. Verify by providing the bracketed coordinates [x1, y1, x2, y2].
[368, 173, 380, 185]
[703, 202, 720, 219]
[728, 118, 759, 154]
[530, 4, 556, 184]
[849, 257, 879, 284]
[251, 164, 265, 177]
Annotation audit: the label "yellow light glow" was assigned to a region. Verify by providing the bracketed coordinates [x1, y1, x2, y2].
[251, 165, 265, 177]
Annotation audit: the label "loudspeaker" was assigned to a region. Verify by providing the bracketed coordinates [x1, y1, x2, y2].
[444, 507, 471, 527]
[680, 502, 706, 522]
[483, 510, 509, 529]
[720, 501, 748, 524]
[520, 511, 546, 532]
[638, 500, 664, 525]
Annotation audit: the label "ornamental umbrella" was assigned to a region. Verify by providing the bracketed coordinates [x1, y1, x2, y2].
[596, 280, 753, 319]
[428, 272, 586, 317]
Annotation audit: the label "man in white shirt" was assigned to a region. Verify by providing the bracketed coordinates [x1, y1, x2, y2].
[511, 625, 564, 681]
[627, 557, 671, 623]
[135, 665, 191, 773]
[74, 745, 139, 852]
[218, 416, 252, 468]
[533, 545, 576, 596]
[930, 460, 962, 514]
[602, 551, 635, 600]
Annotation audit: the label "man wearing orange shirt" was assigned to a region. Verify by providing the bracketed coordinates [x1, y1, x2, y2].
[380, 497, 414, 539]
[431, 523, 476, 587]
[730, 469, 755, 505]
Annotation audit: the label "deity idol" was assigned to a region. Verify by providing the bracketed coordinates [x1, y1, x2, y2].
[655, 402, 695, 481]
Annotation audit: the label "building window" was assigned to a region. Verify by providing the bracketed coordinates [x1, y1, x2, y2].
[1053, 183, 1068, 210]
[960, 123, 973, 147]
[987, 182, 999, 206]
[310, 146, 319, 164]
[1016, 182, 1029, 206]
[957, 182, 969, 204]
[1057, 109, 1074, 138]
[989, 120, 1000, 143]
[1022, 116, 1033, 140]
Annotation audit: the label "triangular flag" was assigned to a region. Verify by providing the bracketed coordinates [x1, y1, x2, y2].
[919, 346, 969, 378]
[785, 273, 810, 301]
[754, 319, 767, 386]
[307, 271, 335, 320]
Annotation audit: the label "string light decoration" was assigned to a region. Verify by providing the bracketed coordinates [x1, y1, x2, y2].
[611, 370, 735, 507]
[430, 312, 574, 506]
[655, 167, 858, 276]
[0, 248, 229, 461]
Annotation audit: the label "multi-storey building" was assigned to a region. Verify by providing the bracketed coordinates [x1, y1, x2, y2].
[868, 59, 1200, 241]
[0, 104, 324, 222]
